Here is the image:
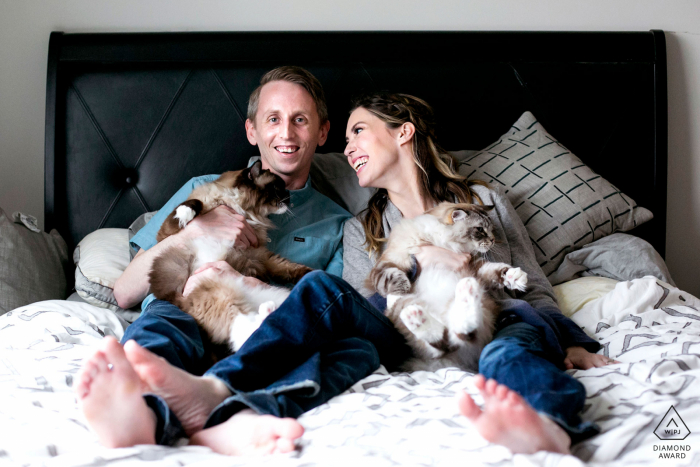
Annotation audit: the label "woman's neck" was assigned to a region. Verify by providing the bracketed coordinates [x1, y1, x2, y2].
[387, 184, 435, 219]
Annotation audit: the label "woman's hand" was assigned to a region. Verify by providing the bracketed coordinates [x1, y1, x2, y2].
[414, 245, 471, 272]
[564, 346, 621, 370]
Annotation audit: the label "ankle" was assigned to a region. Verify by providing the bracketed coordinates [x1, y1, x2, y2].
[203, 375, 233, 402]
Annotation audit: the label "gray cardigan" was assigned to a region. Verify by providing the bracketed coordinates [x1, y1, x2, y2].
[342, 184, 560, 313]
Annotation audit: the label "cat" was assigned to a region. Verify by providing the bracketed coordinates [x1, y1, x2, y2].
[149, 160, 312, 352]
[368, 202, 528, 372]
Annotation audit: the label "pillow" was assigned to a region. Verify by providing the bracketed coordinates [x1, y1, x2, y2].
[547, 233, 674, 286]
[73, 214, 158, 323]
[73, 228, 130, 312]
[0, 207, 70, 314]
[311, 152, 374, 216]
[552, 276, 618, 317]
[456, 111, 653, 278]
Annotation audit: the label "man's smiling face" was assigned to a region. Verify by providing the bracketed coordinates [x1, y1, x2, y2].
[245, 80, 329, 190]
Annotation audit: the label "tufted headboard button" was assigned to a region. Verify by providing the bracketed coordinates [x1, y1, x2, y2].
[123, 169, 139, 187]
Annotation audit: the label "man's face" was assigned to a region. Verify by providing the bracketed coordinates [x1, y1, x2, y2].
[245, 80, 329, 189]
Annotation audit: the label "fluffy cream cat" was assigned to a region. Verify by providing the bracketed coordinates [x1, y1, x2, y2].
[369, 202, 528, 371]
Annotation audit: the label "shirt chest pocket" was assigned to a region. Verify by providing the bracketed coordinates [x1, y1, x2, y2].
[277, 235, 335, 271]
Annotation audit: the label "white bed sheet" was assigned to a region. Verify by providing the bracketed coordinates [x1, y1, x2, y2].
[1, 277, 699, 467]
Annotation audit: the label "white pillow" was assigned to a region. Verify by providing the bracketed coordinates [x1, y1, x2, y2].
[73, 228, 130, 312]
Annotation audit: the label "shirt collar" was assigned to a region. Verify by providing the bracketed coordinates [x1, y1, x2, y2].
[247, 156, 314, 207]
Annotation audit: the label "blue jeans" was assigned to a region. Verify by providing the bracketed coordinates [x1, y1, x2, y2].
[122, 271, 411, 445]
[479, 312, 600, 444]
[123, 271, 597, 445]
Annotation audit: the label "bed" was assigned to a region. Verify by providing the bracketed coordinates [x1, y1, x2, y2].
[2, 30, 699, 466]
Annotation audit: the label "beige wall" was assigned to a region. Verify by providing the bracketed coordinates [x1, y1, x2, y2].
[0, 0, 698, 296]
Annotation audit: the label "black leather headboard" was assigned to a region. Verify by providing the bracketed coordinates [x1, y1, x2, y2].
[45, 31, 667, 255]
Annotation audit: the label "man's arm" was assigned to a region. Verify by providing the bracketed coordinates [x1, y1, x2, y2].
[114, 235, 188, 309]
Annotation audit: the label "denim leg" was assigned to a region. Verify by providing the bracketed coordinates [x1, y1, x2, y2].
[121, 299, 212, 375]
[204, 337, 381, 427]
[479, 322, 600, 443]
[204, 271, 410, 394]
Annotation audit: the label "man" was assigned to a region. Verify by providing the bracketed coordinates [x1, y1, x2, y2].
[76, 67, 407, 455]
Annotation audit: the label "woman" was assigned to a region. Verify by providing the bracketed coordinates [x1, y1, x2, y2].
[342, 92, 617, 454]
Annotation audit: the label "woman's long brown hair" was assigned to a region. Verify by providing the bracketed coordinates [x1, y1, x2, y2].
[351, 92, 488, 256]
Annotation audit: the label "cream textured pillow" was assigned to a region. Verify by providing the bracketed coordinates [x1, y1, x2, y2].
[552, 276, 619, 317]
[458, 111, 653, 277]
[73, 228, 130, 312]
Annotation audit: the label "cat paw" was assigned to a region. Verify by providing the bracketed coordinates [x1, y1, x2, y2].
[400, 305, 444, 343]
[400, 305, 427, 332]
[455, 277, 480, 303]
[174, 205, 196, 228]
[258, 301, 276, 318]
[503, 267, 528, 292]
[378, 268, 411, 296]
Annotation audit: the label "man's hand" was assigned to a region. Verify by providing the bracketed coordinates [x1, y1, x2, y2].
[414, 245, 471, 272]
[564, 346, 621, 370]
[182, 205, 259, 249]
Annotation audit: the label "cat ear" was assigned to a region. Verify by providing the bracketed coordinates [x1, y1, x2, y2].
[249, 160, 263, 179]
[451, 209, 468, 222]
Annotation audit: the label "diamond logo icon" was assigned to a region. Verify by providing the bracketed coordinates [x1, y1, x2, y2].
[654, 406, 690, 440]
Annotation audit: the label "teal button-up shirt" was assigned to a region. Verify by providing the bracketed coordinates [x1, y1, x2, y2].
[131, 170, 350, 311]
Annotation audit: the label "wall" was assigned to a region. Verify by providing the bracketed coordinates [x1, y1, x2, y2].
[0, 0, 698, 296]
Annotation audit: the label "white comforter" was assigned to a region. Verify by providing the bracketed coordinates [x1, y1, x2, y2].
[1, 277, 699, 467]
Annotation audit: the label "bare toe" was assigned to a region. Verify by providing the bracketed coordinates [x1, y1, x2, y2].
[78, 337, 156, 448]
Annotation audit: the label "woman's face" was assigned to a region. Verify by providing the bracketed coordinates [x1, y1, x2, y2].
[344, 107, 402, 188]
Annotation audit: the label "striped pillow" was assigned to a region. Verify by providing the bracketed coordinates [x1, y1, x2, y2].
[456, 111, 653, 278]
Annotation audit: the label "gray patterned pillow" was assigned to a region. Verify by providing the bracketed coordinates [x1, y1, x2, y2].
[456, 111, 653, 278]
[0, 207, 70, 314]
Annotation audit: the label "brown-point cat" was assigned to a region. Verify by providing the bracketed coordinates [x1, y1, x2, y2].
[149, 161, 312, 352]
[369, 202, 528, 371]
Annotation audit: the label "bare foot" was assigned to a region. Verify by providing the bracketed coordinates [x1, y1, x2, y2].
[564, 346, 621, 370]
[123, 339, 232, 436]
[75, 336, 156, 447]
[457, 375, 571, 454]
[190, 409, 304, 456]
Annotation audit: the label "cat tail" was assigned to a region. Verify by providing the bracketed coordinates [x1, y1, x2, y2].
[149, 246, 196, 309]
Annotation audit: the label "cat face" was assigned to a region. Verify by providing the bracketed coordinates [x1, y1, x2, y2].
[219, 161, 289, 215]
[429, 202, 496, 253]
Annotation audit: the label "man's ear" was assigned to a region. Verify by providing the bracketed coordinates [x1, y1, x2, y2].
[317, 120, 331, 147]
[245, 119, 258, 146]
[397, 122, 415, 146]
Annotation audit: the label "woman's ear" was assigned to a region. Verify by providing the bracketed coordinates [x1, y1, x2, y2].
[397, 122, 416, 146]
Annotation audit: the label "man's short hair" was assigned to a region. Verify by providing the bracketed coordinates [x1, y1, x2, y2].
[247, 66, 329, 125]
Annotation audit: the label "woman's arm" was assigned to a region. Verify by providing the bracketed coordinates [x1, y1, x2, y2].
[342, 217, 376, 298]
[489, 187, 559, 310]
[488, 187, 600, 353]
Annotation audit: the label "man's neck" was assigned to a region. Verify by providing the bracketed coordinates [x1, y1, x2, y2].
[280, 173, 309, 191]
[259, 160, 310, 191]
